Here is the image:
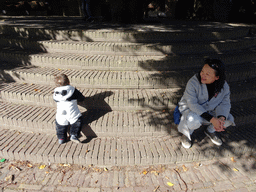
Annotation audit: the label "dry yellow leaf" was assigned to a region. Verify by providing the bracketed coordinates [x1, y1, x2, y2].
[27, 163, 33, 168]
[231, 157, 236, 162]
[142, 170, 148, 175]
[151, 171, 159, 176]
[182, 165, 188, 172]
[5, 175, 13, 182]
[104, 168, 108, 171]
[39, 165, 46, 169]
[167, 182, 174, 186]
[233, 168, 239, 172]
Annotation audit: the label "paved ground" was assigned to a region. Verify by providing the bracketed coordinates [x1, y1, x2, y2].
[0, 155, 255, 191]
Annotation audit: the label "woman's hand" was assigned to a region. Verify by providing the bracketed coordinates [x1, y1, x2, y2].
[210, 117, 226, 132]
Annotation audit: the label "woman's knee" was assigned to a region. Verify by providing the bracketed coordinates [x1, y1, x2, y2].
[180, 111, 202, 130]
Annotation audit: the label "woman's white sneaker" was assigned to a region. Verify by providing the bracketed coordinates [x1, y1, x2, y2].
[181, 135, 192, 149]
[204, 130, 222, 146]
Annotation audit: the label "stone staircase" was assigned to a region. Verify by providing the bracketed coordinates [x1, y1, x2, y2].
[0, 17, 256, 166]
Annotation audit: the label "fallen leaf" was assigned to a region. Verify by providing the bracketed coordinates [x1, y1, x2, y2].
[142, 170, 148, 175]
[231, 157, 236, 162]
[27, 163, 33, 168]
[39, 165, 46, 169]
[153, 185, 160, 192]
[182, 165, 188, 172]
[233, 168, 239, 172]
[11, 165, 21, 171]
[104, 168, 108, 171]
[5, 175, 14, 182]
[151, 171, 159, 176]
[167, 182, 174, 186]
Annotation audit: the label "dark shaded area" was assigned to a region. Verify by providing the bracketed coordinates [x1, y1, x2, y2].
[79, 91, 113, 138]
[1, 0, 256, 24]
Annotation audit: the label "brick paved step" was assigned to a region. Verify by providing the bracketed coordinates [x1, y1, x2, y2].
[0, 66, 195, 89]
[1, 61, 256, 88]
[0, 23, 251, 43]
[0, 83, 179, 110]
[0, 98, 255, 137]
[0, 101, 173, 137]
[229, 78, 256, 102]
[0, 78, 255, 110]
[1, 36, 255, 56]
[0, 121, 255, 166]
[0, 47, 256, 71]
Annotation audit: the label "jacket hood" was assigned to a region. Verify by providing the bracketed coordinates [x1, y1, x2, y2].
[53, 85, 75, 102]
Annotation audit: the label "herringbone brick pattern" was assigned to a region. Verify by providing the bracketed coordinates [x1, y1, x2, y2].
[0, 17, 255, 166]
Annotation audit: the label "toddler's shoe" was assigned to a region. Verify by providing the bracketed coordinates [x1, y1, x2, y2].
[58, 139, 65, 144]
[70, 135, 80, 143]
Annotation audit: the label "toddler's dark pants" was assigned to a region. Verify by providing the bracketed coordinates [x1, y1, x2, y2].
[55, 117, 82, 140]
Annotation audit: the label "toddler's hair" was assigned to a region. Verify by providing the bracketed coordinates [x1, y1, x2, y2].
[54, 74, 70, 87]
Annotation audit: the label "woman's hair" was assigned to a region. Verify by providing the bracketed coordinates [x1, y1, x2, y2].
[198, 58, 226, 93]
[54, 74, 70, 87]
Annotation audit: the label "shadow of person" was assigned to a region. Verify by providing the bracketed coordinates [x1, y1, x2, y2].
[79, 91, 113, 142]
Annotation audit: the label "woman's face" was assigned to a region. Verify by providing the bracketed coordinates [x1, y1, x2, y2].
[200, 64, 219, 84]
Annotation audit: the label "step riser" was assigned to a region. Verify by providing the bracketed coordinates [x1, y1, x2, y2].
[1, 62, 256, 89]
[0, 103, 174, 137]
[0, 25, 250, 42]
[0, 69, 191, 89]
[1, 51, 256, 71]
[0, 85, 179, 110]
[1, 37, 255, 56]
[1, 77, 256, 109]
[2, 89, 255, 109]
[0, 101, 255, 137]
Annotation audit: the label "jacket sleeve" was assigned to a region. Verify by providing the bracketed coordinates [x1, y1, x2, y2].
[67, 88, 86, 102]
[183, 77, 208, 116]
[215, 82, 231, 119]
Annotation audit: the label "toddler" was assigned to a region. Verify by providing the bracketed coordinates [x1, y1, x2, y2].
[53, 74, 86, 144]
